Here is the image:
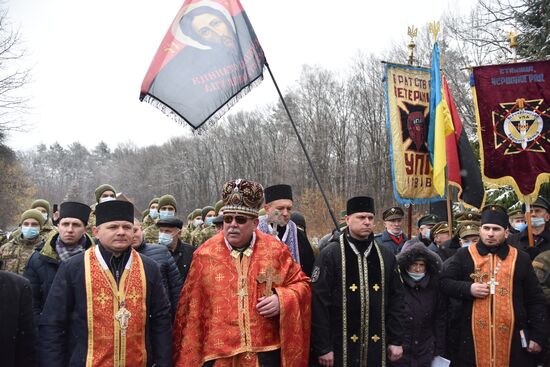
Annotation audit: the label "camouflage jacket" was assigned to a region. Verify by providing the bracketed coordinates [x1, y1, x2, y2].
[180, 225, 194, 244]
[0, 234, 43, 274]
[86, 209, 96, 238]
[143, 224, 160, 244]
[141, 215, 156, 230]
[9, 222, 57, 244]
[194, 225, 217, 247]
[533, 250, 550, 305]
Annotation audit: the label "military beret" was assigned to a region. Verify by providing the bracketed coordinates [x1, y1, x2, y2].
[430, 221, 450, 241]
[417, 214, 439, 228]
[158, 195, 177, 211]
[148, 197, 159, 208]
[383, 206, 404, 221]
[457, 221, 480, 239]
[95, 184, 116, 203]
[21, 209, 46, 227]
[156, 217, 184, 229]
[201, 206, 215, 220]
[31, 199, 50, 214]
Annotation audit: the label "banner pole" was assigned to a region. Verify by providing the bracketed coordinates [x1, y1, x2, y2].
[524, 197, 535, 248]
[446, 182, 453, 236]
[265, 63, 339, 230]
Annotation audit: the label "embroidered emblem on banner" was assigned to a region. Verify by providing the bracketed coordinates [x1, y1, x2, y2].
[402, 103, 429, 152]
[492, 98, 549, 154]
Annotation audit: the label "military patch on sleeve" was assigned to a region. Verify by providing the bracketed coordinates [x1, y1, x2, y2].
[311, 266, 320, 283]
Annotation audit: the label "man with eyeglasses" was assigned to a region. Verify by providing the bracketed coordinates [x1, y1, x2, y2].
[172, 179, 311, 367]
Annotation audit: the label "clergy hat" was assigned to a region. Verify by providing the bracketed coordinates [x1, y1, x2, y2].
[156, 217, 184, 229]
[383, 206, 404, 221]
[94, 184, 116, 203]
[59, 201, 91, 225]
[417, 214, 439, 228]
[95, 200, 134, 226]
[20, 209, 46, 227]
[222, 179, 264, 217]
[31, 199, 51, 214]
[480, 204, 508, 229]
[346, 196, 375, 216]
[264, 184, 293, 203]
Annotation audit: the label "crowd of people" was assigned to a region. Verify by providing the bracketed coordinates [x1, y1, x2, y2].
[0, 179, 549, 367]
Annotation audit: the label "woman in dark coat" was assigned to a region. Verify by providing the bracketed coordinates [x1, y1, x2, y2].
[392, 240, 446, 367]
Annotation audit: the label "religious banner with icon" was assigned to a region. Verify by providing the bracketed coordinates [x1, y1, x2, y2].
[471, 60, 550, 201]
[140, 0, 266, 130]
[384, 63, 442, 203]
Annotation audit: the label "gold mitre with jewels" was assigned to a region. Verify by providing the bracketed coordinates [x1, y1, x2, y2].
[221, 179, 264, 217]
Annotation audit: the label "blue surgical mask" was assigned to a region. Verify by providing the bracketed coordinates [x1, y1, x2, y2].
[461, 240, 473, 248]
[205, 217, 214, 226]
[513, 222, 527, 232]
[41, 213, 48, 221]
[193, 219, 203, 227]
[406, 271, 425, 281]
[149, 209, 159, 219]
[21, 226, 40, 239]
[158, 232, 173, 246]
[531, 217, 546, 228]
[424, 229, 431, 239]
[159, 210, 175, 220]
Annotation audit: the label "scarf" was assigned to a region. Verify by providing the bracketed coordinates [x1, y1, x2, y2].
[258, 216, 300, 263]
[55, 235, 86, 262]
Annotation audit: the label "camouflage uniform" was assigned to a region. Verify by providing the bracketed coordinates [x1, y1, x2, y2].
[9, 221, 57, 244]
[86, 207, 97, 237]
[143, 224, 160, 244]
[180, 224, 194, 244]
[0, 234, 42, 274]
[189, 226, 204, 247]
[141, 215, 156, 230]
[195, 225, 217, 246]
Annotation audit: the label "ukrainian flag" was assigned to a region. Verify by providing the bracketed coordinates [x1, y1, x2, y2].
[428, 42, 454, 196]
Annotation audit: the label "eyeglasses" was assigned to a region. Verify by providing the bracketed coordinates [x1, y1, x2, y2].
[223, 215, 250, 224]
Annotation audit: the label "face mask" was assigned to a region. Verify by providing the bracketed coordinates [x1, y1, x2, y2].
[99, 196, 115, 203]
[193, 219, 203, 227]
[461, 240, 473, 248]
[149, 209, 159, 219]
[21, 226, 40, 239]
[158, 232, 173, 246]
[159, 210, 175, 220]
[513, 222, 527, 232]
[424, 229, 431, 239]
[205, 217, 214, 226]
[531, 217, 546, 228]
[389, 229, 403, 236]
[41, 213, 48, 221]
[406, 271, 425, 281]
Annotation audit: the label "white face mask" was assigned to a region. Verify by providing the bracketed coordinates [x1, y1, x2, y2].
[406, 271, 425, 281]
[461, 241, 473, 248]
[531, 217, 546, 228]
[41, 212, 48, 221]
[99, 196, 115, 203]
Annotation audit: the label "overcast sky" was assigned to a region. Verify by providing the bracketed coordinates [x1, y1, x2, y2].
[6, 0, 476, 151]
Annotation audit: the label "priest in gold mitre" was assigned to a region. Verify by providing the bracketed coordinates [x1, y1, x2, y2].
[441, 204, 547, 366]
[172, 179, 311, 367]
[38, 200, 173, 366]
[311, 196, 408, 366]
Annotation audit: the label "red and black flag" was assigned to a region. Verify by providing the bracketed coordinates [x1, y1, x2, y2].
[471, 60, 550, 201]
[443, 76, 485, 209]
[140, 0, 266, 129]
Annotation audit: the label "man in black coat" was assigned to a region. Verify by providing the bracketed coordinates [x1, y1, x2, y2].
[155, 217, 195, 284]
[509, 196, 550, 260]
[24, 201, 93, 323]
[440, 204, 547, 366]
[39, 200, 172, 367]
[132, 217, 183, 318]
[0, 270, 37, 367]
[311, 196, 407, 367]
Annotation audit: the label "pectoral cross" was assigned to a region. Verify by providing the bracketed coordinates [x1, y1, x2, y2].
[488, 277, 499, 295]
[257, 267, 282, 297]
[470, 268, 489, 284]
[115, 304, 132, 336]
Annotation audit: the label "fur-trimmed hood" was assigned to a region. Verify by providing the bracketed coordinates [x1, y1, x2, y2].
[397, 239, 442, 276]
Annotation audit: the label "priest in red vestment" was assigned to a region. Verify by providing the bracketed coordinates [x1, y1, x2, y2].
[172, 178, 311, 367]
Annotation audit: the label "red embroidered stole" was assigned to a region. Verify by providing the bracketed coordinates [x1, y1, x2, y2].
[84, 246, 147, 367]
[469, 244, 517, 367]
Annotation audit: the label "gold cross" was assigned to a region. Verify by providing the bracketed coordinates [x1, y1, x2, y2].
[498, 323, 508, 334]
[257, 266, 282, 297]
[372, 284, 380, 292]
[371, 334, 380, 343]
[349, 284, 358, 292]
[127, 289, 140, 307]
[470, 268, 489, 284]
[216, 273, 225, 282]
[115, 306, 132, 336]
[214, 339, 224, 348]
[236, 288, 248, 300]
[499, 287, 508, 296]
[350, 334, 359, 343]
[95, 289, 111, 307]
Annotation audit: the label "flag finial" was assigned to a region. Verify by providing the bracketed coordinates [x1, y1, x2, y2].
[429, 21, 440, 43]
[407, 25, 418, 65]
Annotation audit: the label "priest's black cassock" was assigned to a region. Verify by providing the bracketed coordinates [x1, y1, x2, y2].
[276, 224, 315, 277]
[311, 230, 407, 366]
